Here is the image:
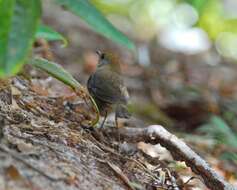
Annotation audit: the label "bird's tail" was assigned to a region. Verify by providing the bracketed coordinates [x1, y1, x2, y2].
[115, 104, 131, 119]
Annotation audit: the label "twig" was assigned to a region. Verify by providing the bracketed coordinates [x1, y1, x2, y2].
[0, 112, 20, 124]
[97, 159, 138, 190]
[107, 161, 137, 190]
[182, 176, 197, 187]
[102, 125, 237, 190]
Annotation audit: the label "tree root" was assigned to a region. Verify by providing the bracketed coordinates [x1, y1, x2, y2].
[102, 125, 236, 190]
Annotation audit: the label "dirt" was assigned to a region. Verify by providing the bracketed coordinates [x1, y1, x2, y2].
[0, 76, 188, 190]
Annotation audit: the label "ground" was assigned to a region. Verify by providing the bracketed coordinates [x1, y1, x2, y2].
[0, 1, 237, 190]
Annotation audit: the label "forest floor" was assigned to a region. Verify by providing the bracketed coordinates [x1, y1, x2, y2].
[0, 2, 237, 190]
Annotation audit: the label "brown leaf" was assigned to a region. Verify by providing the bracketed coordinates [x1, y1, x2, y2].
[65, 175, 77, 185]
[30, 84, 49, 96]
[5, 165, 23, 181]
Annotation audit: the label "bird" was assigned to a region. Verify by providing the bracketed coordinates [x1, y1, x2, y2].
[87, 50, 131, 128]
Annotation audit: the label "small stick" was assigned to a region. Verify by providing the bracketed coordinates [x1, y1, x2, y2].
[97, 159, 137, 190]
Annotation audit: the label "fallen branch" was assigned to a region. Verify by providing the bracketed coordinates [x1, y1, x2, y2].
[102, 125, 236, 190]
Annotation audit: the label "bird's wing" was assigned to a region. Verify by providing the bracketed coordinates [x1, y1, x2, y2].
[87, 70, 129, 104]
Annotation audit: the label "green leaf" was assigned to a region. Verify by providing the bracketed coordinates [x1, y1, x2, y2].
[197, 0, 224, 40]
[0, 0, 41, 77]
[31, 57, 100, 127]
[199, 116, 237, 148]
[197, 0, 237, 40]
[54, 0, 135, 50]
[220, 152, 237, 164]
[89, 0, 132, 16]
[223, 19, 237, 34]
[183, 0, 208, 14]
[36, 24, 68, 47]
[31, 57, 82, 90]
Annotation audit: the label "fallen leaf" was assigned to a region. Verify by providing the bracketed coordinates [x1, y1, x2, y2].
[137, 142, 172, 160]
[17, 141, 35, 153]
[5, 165, 23, 181]
[11, 86, 21, 96]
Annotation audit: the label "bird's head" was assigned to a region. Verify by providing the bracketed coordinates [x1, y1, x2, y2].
[96, 51, 121, 72]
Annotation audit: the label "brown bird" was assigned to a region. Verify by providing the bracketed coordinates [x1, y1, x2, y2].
[87, 51, 131, 128]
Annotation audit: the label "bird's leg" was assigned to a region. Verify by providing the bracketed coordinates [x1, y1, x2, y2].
[100, 111, 107, 128]
[115, 112, 121, 151]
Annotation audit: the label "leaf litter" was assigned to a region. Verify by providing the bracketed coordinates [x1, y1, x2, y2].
[0, 75, 207, 190]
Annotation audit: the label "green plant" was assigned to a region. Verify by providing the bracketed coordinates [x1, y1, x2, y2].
[0, 0, 135, 77]
[184, 0, 237, 40]
[36, 24, 67, 47]
[0, 0, 41, 77]
[199, 115, 237, 162]
[0, 0, 135, 126]
[199, 116, 237, 147]
[31, 57, 100, 126]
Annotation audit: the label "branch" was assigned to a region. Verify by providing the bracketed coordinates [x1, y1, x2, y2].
[102, 125, 236, 190]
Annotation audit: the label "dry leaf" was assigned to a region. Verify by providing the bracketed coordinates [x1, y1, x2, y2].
[5, 165, 22, 181]
[17, 141, 35, 153]
[137, 142, 172, 160]
[11, 86, 21, 96]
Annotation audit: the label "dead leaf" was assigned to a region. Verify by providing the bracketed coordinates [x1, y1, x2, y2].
[17, 141, 35, 153]
[5, 165, 23, 181]
[65, 175, 77, 185]
[11, 98, 20, 109]
[30, 84, 49, 96]
[137, 142, 172, 160]
[11, 86, 21, 96]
